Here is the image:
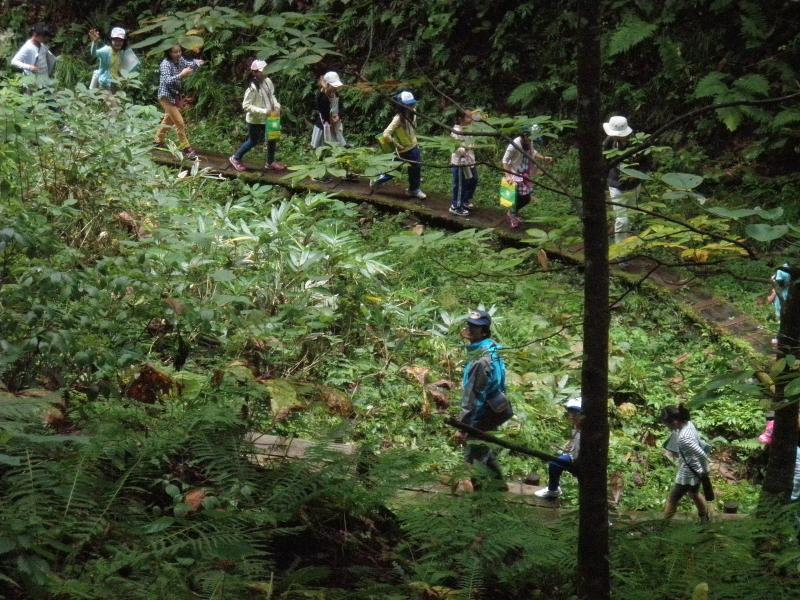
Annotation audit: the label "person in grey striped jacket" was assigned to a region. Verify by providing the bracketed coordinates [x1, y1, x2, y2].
[662, 404, 710, 522]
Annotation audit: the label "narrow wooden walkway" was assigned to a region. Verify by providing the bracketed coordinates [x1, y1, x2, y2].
[152, 150, 773, 355]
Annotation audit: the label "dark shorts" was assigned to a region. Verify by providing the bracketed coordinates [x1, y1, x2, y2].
[669, 483, 700, 503]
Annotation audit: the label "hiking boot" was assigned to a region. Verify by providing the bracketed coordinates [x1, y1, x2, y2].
[182, 147, 200, 159]
[449, 206, 469, 216]
[534, 486, 562, 499]
[265, 161, 287, 171]
[409, 189, 427, 200]
[229, 156, 247, 172]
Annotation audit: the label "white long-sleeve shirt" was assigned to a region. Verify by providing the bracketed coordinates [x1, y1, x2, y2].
[242, 79, 280, 124]
[11, 39, 55, 87]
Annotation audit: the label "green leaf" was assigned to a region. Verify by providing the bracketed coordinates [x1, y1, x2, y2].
[561, 84, 577, 102]
[0, 454, 21, 466]
[660, 172, 703, 190]
[732, 74, 769, 97]
[143, 517, 175, 533]
[716, 107, 743, 132]
[619, 167, 651, 181]
[212, 269, 235, 283]
[784, 376, 800, 397]
[178, 35, 205, 51]
[508, 82, 541, 108]
[773, 109, 800, 128]
[694, 71, 728, 99]
[0, 537, 16, 554]
[165, 484, 181, 498]
[707, 207, 759, 219]
[608, 17, 658, 57]
[745, 223, 788, 242]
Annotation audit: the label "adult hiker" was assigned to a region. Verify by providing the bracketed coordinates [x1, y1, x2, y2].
[458, 309, 512, 489]
[661, 404, 711, 522]
[450, 109, 480, 216]
[501, 123, 553, 229]
[603, 115, 648, 246]
[372, 91, 427, 200]
[154, 44, 205, 159]
[87, 27, 139, 92]
[11, 22, 57, 91]
[534, 398, 582, 499]
[310, 71, 346, 149]
[229, 59, 286, 172]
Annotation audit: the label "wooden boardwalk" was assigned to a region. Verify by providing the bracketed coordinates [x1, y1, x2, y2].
[152, 150, 773, 356]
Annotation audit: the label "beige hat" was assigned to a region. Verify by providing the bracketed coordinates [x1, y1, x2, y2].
[110, 27, 126, 40]
[603, 115, 633, 137]
[250, 59, 267, 72]
[322, 71, 343, 88]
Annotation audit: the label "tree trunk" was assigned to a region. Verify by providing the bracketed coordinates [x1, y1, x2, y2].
[764, 275, 800, 499]
[575, 1, 610, 599]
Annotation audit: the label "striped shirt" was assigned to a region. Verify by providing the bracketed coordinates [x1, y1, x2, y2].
[158, 57, 200, 104]
[667, 421, 708, 486]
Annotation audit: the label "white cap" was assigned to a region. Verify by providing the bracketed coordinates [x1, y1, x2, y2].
[110, 27, 126, 40]
[603, 115, 633, 137]
[250, 59, 267, 72]
[323, 71, 343, 88]
[565, 397, 583, 412]
[397, 90, 417, 106]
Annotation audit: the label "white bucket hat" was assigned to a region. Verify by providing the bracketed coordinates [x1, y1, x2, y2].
[397, 90, 417, 106]
[565, 397, 583, 413]
[250, 59, 267, 72]
[110, 27, 126, 40]
[322, 71, 343, 88]
[603, 115, 633, 137]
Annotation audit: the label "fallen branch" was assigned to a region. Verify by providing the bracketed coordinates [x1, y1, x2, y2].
[445, 417, 562, 463]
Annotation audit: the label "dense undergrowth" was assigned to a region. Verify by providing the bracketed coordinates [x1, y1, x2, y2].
[1, 80, 799, 598]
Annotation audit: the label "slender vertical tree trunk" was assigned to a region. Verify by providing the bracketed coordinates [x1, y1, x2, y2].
[764, 276, 800, 499]
[575, 1, 610, 598]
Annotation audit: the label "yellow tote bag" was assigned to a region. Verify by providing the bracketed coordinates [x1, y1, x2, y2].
[499, 177, 517, 208]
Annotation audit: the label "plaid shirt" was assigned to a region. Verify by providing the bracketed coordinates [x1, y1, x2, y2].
[158, 57, 199, 103]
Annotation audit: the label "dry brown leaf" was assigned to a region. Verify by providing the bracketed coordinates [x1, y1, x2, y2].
[430, 379, 453, 389]
[184, 488, 206, 512]
[404, 366, 430, 385]
[426, 384, 450, 410]
[674, 352, 691, 365]
[165, 297, 186, 315]
[537, 248, 550, 271]
[125, 365, 173, 404]
[317, 385, 354, 417]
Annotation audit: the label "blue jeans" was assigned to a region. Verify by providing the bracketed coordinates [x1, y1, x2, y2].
[235, 123, 276, 163]
[547, 454, 577, 491]
[451, 166, 478, 209]
[376, 145, 422, 191]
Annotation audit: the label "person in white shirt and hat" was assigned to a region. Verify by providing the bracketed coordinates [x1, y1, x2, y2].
[11, 23, 57, 90]
[87, 27, 140, 92]
[229, 59, 286, 172]
[311, 71, 346, 149]
[603, 115, 649, 246]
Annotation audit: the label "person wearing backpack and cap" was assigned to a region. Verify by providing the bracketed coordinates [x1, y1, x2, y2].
[87, 27, 139, 92]
[501, 123, 553, 229]
[458, 309, 511, 488]
[534, 397, 583, 499]
[603, 115, 649, 246]
[154, 44, 205, 159]
[310, 71, 346, 149]
[372, 90, 427, 200]
[229, 59, 286, 172]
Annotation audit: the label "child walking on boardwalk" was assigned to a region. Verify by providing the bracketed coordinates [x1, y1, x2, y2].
[229, 59, 286, 172]
[372, 91, 426, 200]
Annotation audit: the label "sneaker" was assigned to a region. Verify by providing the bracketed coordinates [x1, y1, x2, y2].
[409, 189, 427, 200]
[229, 156, 247, 172]
[449, 206, 469, 216]
[182, 147, 200, 159]
[266, 161, 287, 171]
[465, 202, 475, 209]
[534, 487, 562, 499]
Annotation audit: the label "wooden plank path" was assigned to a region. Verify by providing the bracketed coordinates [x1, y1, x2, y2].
[246, 433, 745, 521]
[152, 150, 773, 355]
